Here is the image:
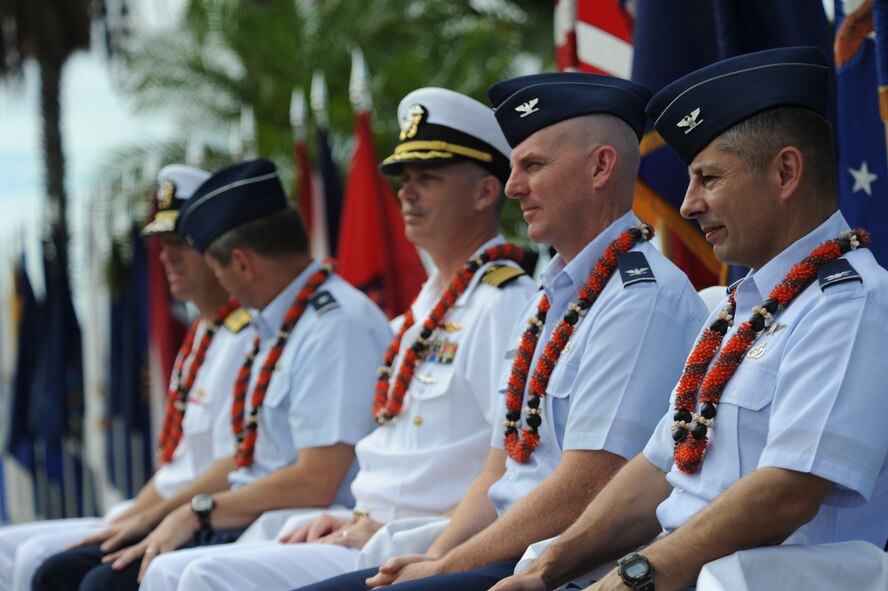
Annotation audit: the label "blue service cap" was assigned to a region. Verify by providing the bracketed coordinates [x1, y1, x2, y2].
[487, 72, 652, 147]
[647, 46, 830, 165]
[380, 87, 512, 182]
[176, 159, 288, 253]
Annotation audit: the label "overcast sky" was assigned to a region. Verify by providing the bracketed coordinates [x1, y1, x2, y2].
[0, 1, 186, 267]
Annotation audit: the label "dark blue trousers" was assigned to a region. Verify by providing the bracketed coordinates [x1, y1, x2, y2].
[294, 559, 520, 591]
[31, 529, 244, 591]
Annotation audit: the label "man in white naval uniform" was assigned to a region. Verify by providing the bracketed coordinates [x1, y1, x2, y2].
[0, 165, 251, 591]
[295, 73, 708, 591]
[31, 159, 392, 591]
[136, 87, 537, 591]
[492, 47, 888, 591]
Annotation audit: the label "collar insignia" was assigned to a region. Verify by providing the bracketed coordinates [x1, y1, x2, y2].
[515, 98, 540, 118]
[767, 321, 786, 336]
[399, 104, 427, 140]
[677, 107, 703, 134]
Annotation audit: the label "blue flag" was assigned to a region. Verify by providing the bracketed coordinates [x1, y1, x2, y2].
[317, 126, 343, 257]
[631, 0, 833, 286]
[7, 253, 40, 473]
[835, 1, 888, 265]
[106, 225, 151, 498]
[28, 232, 85, 517]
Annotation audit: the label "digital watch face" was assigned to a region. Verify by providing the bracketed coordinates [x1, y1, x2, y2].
[625, 560, 648, 579]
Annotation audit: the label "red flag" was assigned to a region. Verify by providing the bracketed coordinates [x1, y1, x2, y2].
[336, 111, 426, 318]
[556, 0, 633, 76]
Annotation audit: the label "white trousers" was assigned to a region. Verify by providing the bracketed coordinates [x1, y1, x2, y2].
[140, 513, 451, 591]
[696, 542, 888, 591]
[0, 518, 102, 591]
[0, 499, 132, 591]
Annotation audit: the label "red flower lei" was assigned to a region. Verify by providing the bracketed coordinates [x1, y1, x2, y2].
[231, 261, 333, 468]
[503, 223, 653, 462]
[157, 298, 240, 464]
[373, 243, 525, 424]
[672, 229, 868, 474]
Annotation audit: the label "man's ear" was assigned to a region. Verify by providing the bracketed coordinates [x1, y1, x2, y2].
[473, 174, 502, 212]
[229, 247, 256, 280]
[772, 146, 803, 203]
[588, 145, 618, 190]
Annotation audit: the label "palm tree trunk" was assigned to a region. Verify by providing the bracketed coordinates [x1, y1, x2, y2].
[39, 56, 68, 251]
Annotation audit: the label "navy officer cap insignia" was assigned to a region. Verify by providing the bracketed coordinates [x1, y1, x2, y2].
[380, 87, 512, 183]
[176, 158, 288, 253]
[487, 72, 652, 147]
[142, 164, 210, 236]
[646, 46, 829, 165]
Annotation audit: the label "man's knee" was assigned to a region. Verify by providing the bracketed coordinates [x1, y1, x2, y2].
[32, 546, 101, 591]
[78, 562, 140, 591]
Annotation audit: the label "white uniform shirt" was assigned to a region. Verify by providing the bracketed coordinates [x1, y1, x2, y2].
[488, 211, 708, 515]
[153, 320, 252, 499]
[226, 261, 392, 507]
[350, 237, 536, 523]
[644, 211, 888, 547]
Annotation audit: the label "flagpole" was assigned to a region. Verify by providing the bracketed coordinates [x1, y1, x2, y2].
[241, 104, 257, 159]
[349, 47, 372, 113]
[310, 71, 328, 129]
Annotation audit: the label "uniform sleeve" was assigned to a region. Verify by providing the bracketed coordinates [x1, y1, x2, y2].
[759, 286, 888, 506]
[562, 284, 701, 460]
[287, 307, 390, 450]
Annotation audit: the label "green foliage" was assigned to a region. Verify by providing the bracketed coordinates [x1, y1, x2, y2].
[115, 0, 554, 242]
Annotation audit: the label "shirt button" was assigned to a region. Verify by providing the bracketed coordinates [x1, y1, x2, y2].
[676, 487, 685, 493]
[507, 472, 516, 482]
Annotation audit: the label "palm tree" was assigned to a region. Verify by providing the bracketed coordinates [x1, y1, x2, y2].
[0, 0, 128, 252]
[117, 0, 552, 239]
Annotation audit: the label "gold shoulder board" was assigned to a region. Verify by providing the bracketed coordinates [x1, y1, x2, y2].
[481, 265, 526, 288]
[224, 308, 252, 333]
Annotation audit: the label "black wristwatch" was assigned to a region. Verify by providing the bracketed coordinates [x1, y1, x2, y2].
[617, 552, 655, 591]
[191, 494, 216, 532]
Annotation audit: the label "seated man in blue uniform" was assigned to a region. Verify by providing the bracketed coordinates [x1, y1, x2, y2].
[295, 74, 708, 591]
[32, 159, 392, 591]
[490, 47, 888, 591]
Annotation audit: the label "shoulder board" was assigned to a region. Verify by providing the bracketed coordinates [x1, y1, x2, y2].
[224, 308, 252, 334]
[818, 259, 862, 290]
[617, 251, 656, 286]
[310, 290, 340, 315]
[481, 264, 526, 288]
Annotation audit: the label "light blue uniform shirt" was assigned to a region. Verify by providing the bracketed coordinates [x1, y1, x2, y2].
[227, 260, 392, 507]
[644, 211, 888, 547]
[488, 211, 708, 515]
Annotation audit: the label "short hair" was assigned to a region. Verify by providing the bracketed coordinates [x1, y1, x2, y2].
[571, 114, 640, 204]
[205, 205, 308, 265]
[717, 106, 837, 203]
[457, 160, 507, 214]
